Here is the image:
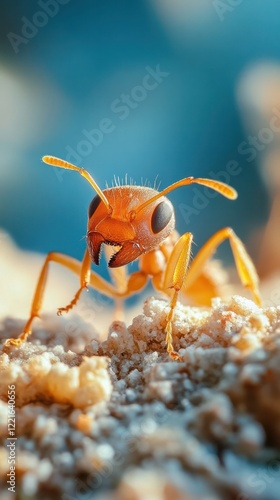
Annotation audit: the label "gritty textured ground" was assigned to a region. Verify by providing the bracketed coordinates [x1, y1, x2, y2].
[1, 295, 280, 500]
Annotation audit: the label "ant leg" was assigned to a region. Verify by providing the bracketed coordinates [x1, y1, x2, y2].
[5, 250, 90, 346]
[4, 251, 149, 347]
[4, 250, 116, 347]
[184, 227, 261, 306]
[57, 249, 91, 315]
[161, 233, 193, 360]
[161, 228, 261, 359]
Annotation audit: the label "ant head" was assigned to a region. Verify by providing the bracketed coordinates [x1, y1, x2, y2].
[87, 185, 175, 267]
[42, 156, 237, 269]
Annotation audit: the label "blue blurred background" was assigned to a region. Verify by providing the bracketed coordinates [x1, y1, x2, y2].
[1, 0, 280, 278]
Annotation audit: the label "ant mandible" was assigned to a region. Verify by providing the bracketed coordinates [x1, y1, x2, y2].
[5, 156, 261, 359]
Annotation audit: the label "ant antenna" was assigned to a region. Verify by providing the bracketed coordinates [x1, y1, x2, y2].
[42, 156, 112, 212]
[133, 177, 237, 215]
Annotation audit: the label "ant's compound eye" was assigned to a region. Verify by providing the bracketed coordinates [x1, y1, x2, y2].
[88, 195, 102, 219]
[151, 201, 173, 234]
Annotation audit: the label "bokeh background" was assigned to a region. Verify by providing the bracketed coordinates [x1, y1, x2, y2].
[1, 0, 280, 284]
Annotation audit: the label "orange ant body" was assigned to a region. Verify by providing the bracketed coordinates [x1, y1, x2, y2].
[5, 156, 261, 359]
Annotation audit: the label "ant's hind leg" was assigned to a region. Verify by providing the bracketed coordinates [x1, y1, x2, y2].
[183, 227, 261, 306]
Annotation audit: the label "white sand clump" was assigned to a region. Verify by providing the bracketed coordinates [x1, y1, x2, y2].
[0, 344, 112, 408]
[1, 294, 280, 499]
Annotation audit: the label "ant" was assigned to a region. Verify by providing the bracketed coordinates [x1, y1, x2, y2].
[5, 156, 261, 359]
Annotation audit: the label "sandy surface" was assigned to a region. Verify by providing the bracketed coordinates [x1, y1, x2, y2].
[1, 231, 280, 499]
[1, 293, 280, 499]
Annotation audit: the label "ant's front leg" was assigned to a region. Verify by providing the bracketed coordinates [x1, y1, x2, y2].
[161, 228, 262, 360]
[4, 249, 92, 347]
[161, 233, 193, 360]
[4, 248, 149, 347]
